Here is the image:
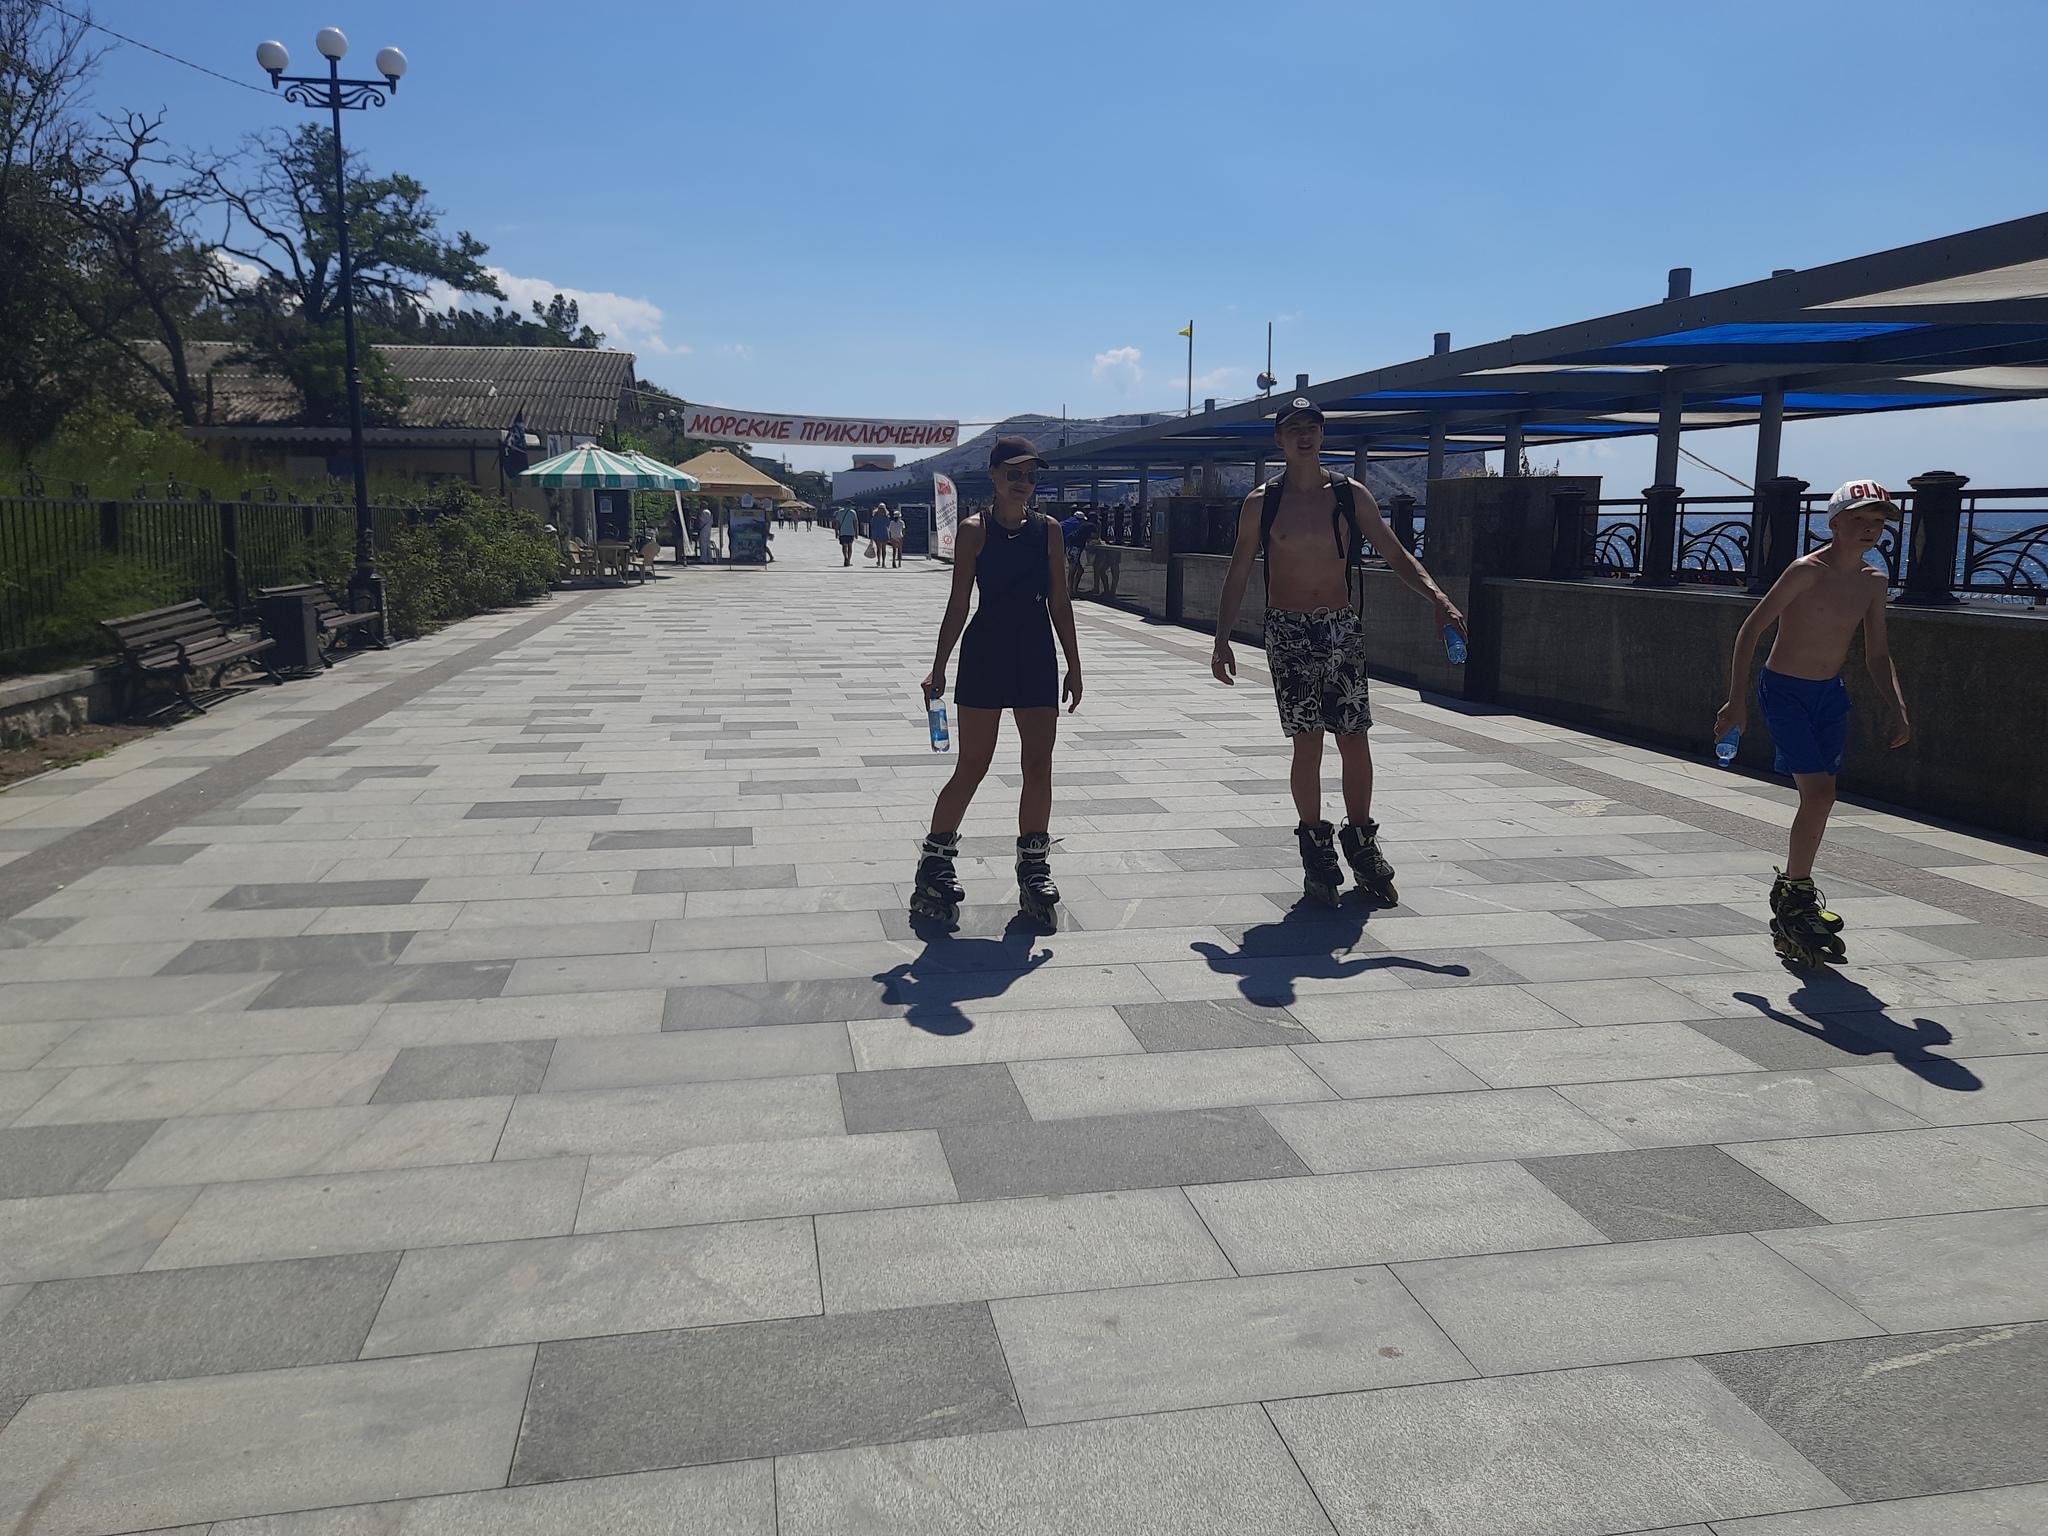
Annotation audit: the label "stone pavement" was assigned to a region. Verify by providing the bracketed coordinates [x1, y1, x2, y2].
[2, 524, 2046, 1535]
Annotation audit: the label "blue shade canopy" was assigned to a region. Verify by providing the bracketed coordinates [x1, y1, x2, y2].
[1033, 210, 2048, 475]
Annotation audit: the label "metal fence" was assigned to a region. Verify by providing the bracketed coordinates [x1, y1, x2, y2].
[1, 495, 420, 663]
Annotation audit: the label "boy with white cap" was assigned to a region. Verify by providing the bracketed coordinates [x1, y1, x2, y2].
[1713, 478, 1913, 965]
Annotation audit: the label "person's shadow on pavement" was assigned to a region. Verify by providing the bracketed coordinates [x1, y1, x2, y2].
[874, 914, 1053, 1037]
[1192, 899, 1470, 1009]
[1732, 971, 1983, 1091]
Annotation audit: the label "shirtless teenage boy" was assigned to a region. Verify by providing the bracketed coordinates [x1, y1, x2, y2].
[1713, 477, 1912, 965]
[1212, 398, 1467, 906]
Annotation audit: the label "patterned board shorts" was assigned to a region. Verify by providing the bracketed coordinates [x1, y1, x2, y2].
[1264, 606, 1374, 737]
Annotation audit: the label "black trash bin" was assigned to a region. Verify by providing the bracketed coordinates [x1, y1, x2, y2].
[259, 588, 322, 675]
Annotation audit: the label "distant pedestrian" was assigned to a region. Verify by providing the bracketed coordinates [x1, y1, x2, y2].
[1060, 509, 1099, 597]
[698, 504, 718, 564]
[910, 435, 1083, 931]
[870, 505, 891, 565]
[887, 508, 905, 567]
[835, 503, 861, 565]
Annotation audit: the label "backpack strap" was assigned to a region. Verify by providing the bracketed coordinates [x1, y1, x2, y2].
[1260, 470, 1364, 565]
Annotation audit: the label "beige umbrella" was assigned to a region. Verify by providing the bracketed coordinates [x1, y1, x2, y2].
[672, 448, 794, 500]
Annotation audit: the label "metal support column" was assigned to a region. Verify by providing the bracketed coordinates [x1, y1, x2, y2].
[1501, 417, 1523, 478]
[1427, 418, 1446, 485]
[1653, 381, 1684, 488]
[1753, 382, 1784, 487]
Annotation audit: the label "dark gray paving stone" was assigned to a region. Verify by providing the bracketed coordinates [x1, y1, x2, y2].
[1638, 829, 1750, 853]
[738, 780, 862, 795]
[878, 903, 1084, 940]
[1222, 780, 1286, 795]
[0, 1395, 20, 1433]
[464, 799, 622, 820]
[591, 828, 754, 851]
[106, 843, 202, 866]
[1704, 1322, 2048, 1501]
[1562, 904, 1768, 943]
[1116, 1000, 1314, 1051]
[1212, 914, 1390, 960]
[664, 979, 902, 1031]
[1218, 826, 1295, 847]
[513, 774, 606, 788]
[1709, 995, 1983, 1077]
[249, 960, 513, 1010]
[1827, 826, 1988, 867]
[1456, 855, 1639, 884]
[1894, 923, 2048, 960]
[520, 724, 605, 734]
[0, 1253, 398, 1395]
[509, 1301, 1021, 1481]
[1386, 947, 1531, 989]
[0, 917, 79, 948]
[939, 1106, 1309, 1201]
[0, 1121, 162, 1198]
[212, 880, 426, 911]
[1067, 798, 1166, 816]
[188, 805, 296, 825]
[347, 765, 437, 780]
[1520, 1145, 1825, 1242]
[372, 1039, 556, 1103]
[1222, 743, 1296, 756]
[837, 1064, 1030, 1133]
[161, 931, 418, 975]
[633, 865, 798, 896]
[1167, 845, 1297, 872]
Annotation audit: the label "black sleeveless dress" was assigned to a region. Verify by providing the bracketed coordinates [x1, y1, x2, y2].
[955, 512, 1058, 710]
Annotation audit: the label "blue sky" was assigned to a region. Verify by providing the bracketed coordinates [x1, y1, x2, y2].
[83, 0, 2048, 481]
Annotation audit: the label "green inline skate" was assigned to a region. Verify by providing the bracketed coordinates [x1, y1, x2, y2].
[1770, 870, 1846, 966]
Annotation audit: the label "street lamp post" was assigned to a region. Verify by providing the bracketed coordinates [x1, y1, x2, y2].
[255, 29, 408, 634]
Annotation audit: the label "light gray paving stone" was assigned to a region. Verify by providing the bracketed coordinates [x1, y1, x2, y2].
[774, 1402, 1336, 1536]
[371, 1039, 554, 1102]
[0, 1026, 70, 1073]
[817, 1187, 1232, 1312]
[494, 1076, 843, 1158]
[846, 1007, 1144, 1069]
[1396, 1232, 1880, 1374]
[1284, 982, 1576, 1040]
[991, 1266, 1473, 1424]
[0, 1186, 197, 1283]
[1519, 1144, 1825, 1241]
[1517, 975, 1718, 1026]
[1758, 1207, 2048, 1330]
[837, 1063, 1030, 1132]
[0, 1118, 160, 1196]
[1559, 1070, 1931, 1147]
[360, 1219, 819, 1356]
[1186, 1160, 1608, 1275]
[0, 1345, 535, 1534]
[1831, 1053, 2048, 1126]
[38, 1007, 383, 1067]
[142, 1158, 584, 1269]
[205, 1463, 777, 1535]
[15, 1052, 397, 1125]
[106, 1100, 511, 1187]
[1266, 1359, 1845, 1536]
[1436, 1021, 1757, 1088]
[1706, 1481, 2048, 1534]
[542, 1021, 852, 1090]
[1291, 1037, 1490, 1099]
[1262, 1087, 1633, 1172]
[1008, 1045, 1333, 1119]
[1113, 998, 1315, 1049]
[0, 1252, 399, 1395]
[577, 1130, 957, 1229]
[0, 1065, 60, 1119]
[1726, 1124, 2048, 1222]
[366, 988, 667, 1047]
[396, 921, 654, 964]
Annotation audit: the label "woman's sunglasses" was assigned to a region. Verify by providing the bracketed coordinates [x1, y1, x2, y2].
[1002, 468, 1040, 484]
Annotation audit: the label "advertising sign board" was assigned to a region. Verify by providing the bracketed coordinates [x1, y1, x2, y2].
[682, 406, 958, 451]
[934, 474, 958, 561]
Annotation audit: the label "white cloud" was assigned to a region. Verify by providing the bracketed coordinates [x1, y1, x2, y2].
[424, 267, 687, 355]
[1092, 346, 1143, 389]
[1190, 365, 1247, 394]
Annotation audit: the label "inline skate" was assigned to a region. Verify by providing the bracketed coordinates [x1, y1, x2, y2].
[1016, 832, 1059, 927]
[1296, 820, 1345, 909]
[1339, 817, 1399, 905]
[909, 831, 964, 925]
[1770, 870, 1846, 966]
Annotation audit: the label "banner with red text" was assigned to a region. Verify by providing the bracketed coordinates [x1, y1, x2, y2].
[682, 405, 959, 451]
[933, 474, 958, 560]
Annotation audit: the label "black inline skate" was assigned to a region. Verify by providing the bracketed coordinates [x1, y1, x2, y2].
[1339, 817, 1398, 905]
[1296, 820, 1345, 909]
[909, 831, 964, 925]
[1016, 832, 1059, 927]
[1770, 869, 1846, 966]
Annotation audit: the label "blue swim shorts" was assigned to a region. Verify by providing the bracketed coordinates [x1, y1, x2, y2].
[1757, 667, 1851, 777]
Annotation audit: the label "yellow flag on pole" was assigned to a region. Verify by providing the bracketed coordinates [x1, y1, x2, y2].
[1177, 323, 1193, 337]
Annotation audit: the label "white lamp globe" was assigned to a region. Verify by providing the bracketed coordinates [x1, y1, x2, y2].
[255, 40, 289, 74]
[375, 47, 407, 81]
[315, 27, 348, 60]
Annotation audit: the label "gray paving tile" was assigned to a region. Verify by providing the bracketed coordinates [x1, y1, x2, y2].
[1114, 998, 1315, 1050]
[1833, 1054, 2048, 1126]
[543, 1022, 851, 1090]
[1458, 854, 1639, 883]
[1893, 922, 2048, 959]
[1187, 1160, 1608, 1274]
[1561, 903, 1768, 943]
[495, 1076, 841, 1158]
[1285, 982, 1577, 1040]
[107, 842, 203, 866]
[214, 880, 427, 910]
[0, 1252, 398, 1394]
[1684, 1012, 1925, 1070]
[206, 1463, 777, 1535]
[817, 1187, 1231, 1312]
[589, 827, 754, 850]
[1266, 1360, 1846, 1536]
[1704, 1323, 2048, 1502]
[1292, 1037, 1490, 1098]
[1520, 1145, 1825, 1241]
[632, 864, 796, 894]
[663, 977, 902, 1030]
[509, 1302, 1021, 1481]
[992, 1266, 1472, 1424]
[106, 1101, 511, 1187]
[512, 773, 607, 788]
[142, 1158, 583, 1269]
[161, 931, 418, 974]
[0, 1346, 535, 1533]
[191, 804, 298, 825]
[360, 1220, 818, 1356]
[1009, 1045, 1332, 1119]
[0, 1186, 197, 1283]
[837, 1063, 1030, 1132]
[465, 799, 622, 819]
[775, 1402, 1335, 1536]
[250, 960, 514, 1009]
[938, 1105, 1308, 1201]
[1758, 1207, 2048, 1331]
[372, 1039, 555, 1102]
[739, 778, 861, 795]
[1707, 1482, 2048, 1534]
[1725, 1125, 2048, 1222]
[1437, 1021, 1757, 1088]
[0, 1119, 160, 1197]
[0, 916, 79, 948]
[577, 1132, 957, 1229]
[1559, 1070, 1931, 1147]
[1263, 1087, 1632, 1172]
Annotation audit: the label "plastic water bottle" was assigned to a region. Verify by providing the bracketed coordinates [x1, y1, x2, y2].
[1443, 625, 1468, 665]
[926, 693, 950, 752]
[1715, 727, 1741, 767]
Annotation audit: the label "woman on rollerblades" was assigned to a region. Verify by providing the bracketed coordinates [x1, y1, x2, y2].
[912, 435, 1083, 928]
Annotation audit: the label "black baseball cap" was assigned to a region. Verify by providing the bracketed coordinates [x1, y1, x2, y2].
[988, 434, 1043, 469]
[1274, 397, 1326, 429]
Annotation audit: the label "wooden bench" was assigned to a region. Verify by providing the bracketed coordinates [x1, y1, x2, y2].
[101, 600, 280, 716]
[260, 582, 387, 662]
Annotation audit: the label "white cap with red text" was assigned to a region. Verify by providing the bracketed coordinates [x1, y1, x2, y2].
[1827, 478, 1901, 520]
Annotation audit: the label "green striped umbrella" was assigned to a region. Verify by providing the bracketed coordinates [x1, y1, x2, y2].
[517, 444, 700, 490]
